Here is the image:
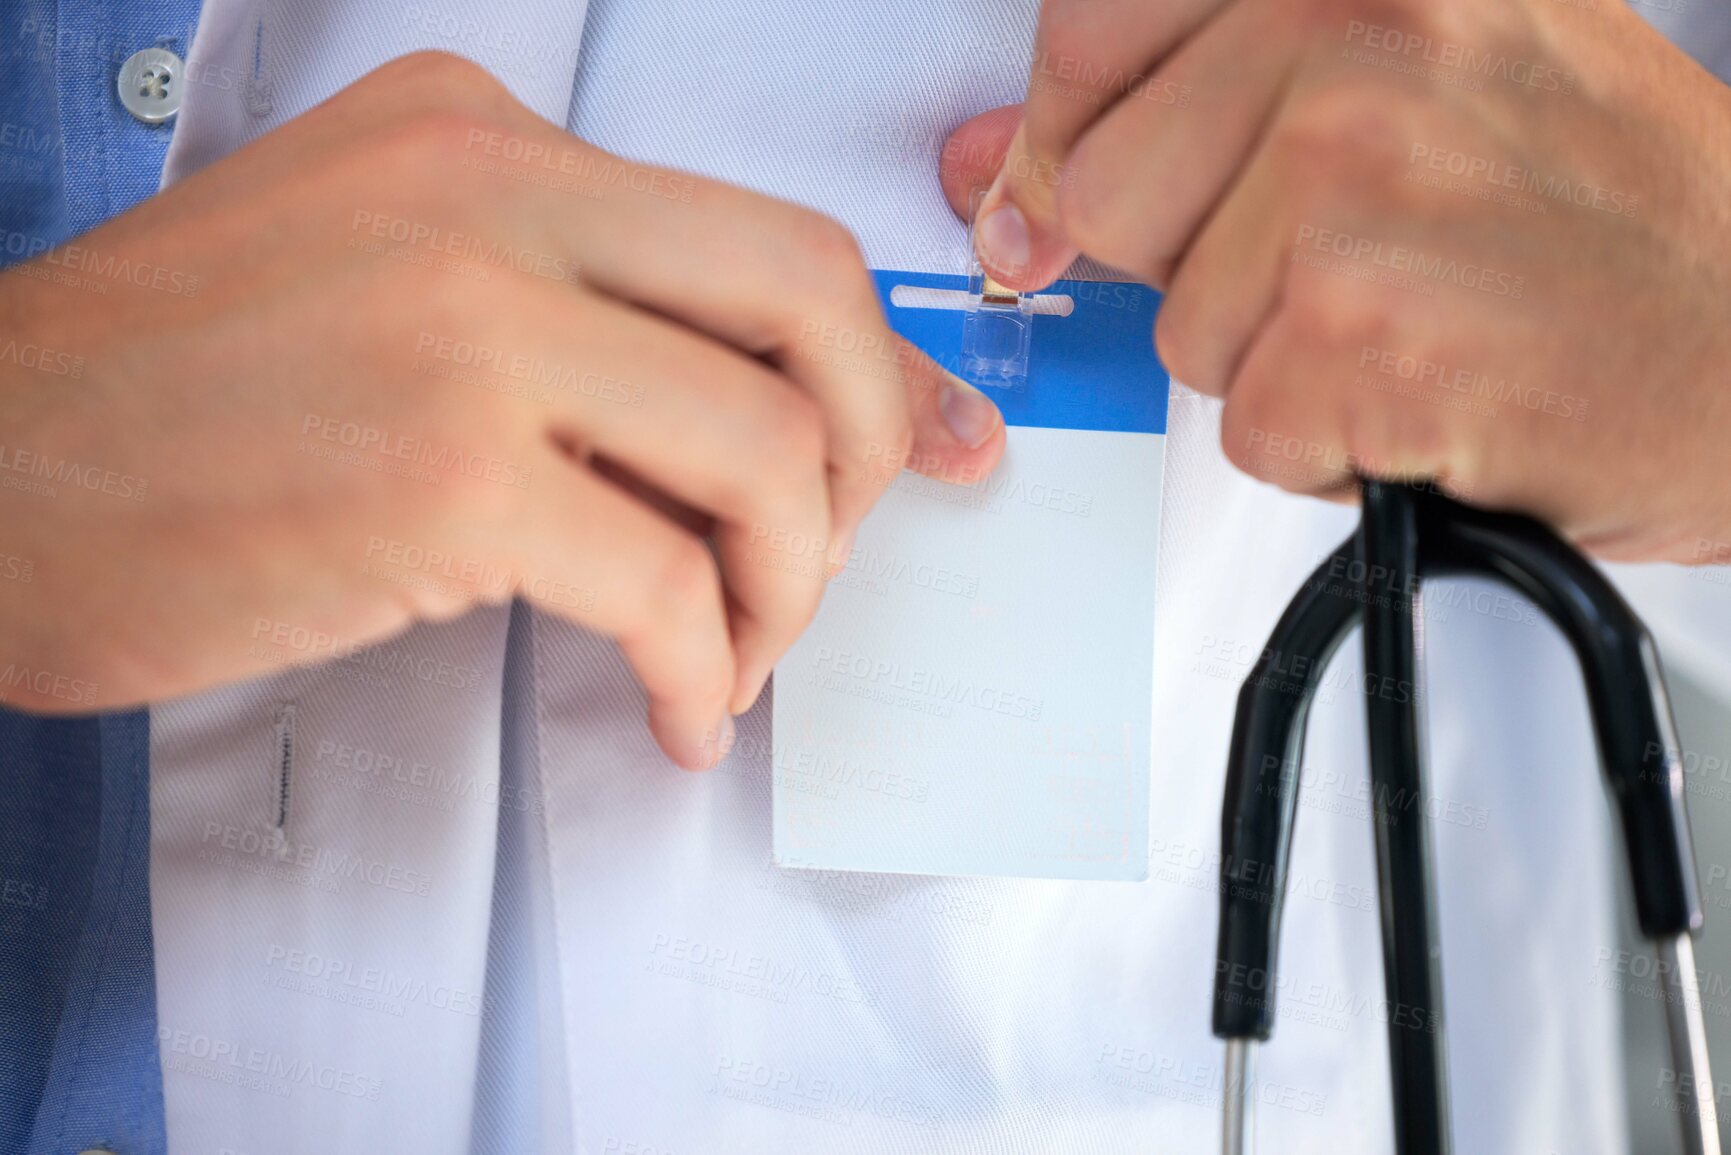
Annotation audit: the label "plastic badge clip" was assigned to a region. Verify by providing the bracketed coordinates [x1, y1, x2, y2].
[961, 192, 1034, 390]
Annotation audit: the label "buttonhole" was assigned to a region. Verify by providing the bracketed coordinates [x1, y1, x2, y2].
[272, 703, 296, 838]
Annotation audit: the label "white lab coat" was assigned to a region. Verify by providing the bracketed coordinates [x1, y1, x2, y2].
[147, 1, 1731, 1152]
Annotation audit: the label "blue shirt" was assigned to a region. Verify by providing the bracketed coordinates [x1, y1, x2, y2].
[1, 3, 199, 1151]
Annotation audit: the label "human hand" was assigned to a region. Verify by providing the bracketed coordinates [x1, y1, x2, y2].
[0, 51, 1005, 767]
[957, 0, 1731, 560]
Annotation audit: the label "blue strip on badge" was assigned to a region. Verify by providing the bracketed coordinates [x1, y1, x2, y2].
[870, 269, 1171, 436]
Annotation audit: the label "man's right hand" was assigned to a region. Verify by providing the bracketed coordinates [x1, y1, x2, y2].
[0, 51, 1005, 768]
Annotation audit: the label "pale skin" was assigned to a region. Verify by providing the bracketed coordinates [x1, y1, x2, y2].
[4, 2, 1727, 769]
[0, 52, 1007, 769]
[964, 0, 1731, 562]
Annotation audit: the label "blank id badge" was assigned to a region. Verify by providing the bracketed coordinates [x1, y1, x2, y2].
[771, 265, 1171, 880]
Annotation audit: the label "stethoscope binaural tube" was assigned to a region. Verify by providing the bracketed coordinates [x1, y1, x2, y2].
[1211, 482, 1716, 1155]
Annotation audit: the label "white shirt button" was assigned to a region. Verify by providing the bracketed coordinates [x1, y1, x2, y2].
[117, 47, 183, 124]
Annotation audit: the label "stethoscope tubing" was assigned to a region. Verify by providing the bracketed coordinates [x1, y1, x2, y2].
[1213, 482, 1715, 1155]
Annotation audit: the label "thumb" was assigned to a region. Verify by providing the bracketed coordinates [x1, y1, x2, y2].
[975, 122, 1080, 292]
[942, 107, 1078, 293]
[897, 336, 1006, 485]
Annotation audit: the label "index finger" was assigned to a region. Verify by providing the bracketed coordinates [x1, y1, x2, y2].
[507, 145, 1005, 709]
[546, 161, 1006, 538]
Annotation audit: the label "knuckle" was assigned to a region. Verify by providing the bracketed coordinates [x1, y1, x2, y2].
[414, 428, 529, 519]
[756, 390, 828, 486]
[1338, 393, 1399, 471]
[367, 105, 499, 176]
[1217, 354, 1331, 490]
[784, 585, 826, 643]
[649, 537, 719, 615]
[444, 464, 522, 525]
[370, 51, 508, 103]
[1019, 113, 1069, 175]
[1339, 398, 1406, 481]
[1154, 302, 1209, 393]
[1219, 398, 1273, 480]
[837, 419, 910, 517]
[1055, 151, 1118, 263]
[1345, 379, 1479, 486]
[783, 213, 875, 312]
[644, 625, 731, 707]
[680, 662, 733, 712]
[796, 212, 868, 277]
[1276, 82, 1418, 188]
[776, 212, 884, 341]
[1290, 274, 1402, 359]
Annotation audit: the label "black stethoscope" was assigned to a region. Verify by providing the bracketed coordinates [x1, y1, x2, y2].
[1211, 481, 1719, 1155]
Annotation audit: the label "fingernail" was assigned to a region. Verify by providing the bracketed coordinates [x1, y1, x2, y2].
[976, 201, 1031, 282]
[939, 373, 1002, 449]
